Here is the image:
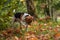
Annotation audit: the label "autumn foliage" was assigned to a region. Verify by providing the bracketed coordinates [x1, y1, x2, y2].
[0, 18, 60, 40]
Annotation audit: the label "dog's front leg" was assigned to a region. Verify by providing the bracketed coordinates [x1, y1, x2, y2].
[20, 21, 28, 32]
[25, 24, 28, 32]
[23, 23, 28, 32]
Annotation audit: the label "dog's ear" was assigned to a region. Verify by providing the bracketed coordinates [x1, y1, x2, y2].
[25, 16, 33, 24]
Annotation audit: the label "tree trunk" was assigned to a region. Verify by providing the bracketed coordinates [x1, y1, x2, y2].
[25, 0, 38, 18]
[48, 0, 53, 19]
[44, 0, 50, 17]
[45, 0, 53, 19]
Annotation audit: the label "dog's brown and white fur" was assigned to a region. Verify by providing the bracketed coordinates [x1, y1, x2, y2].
[11, 12, 33, 30]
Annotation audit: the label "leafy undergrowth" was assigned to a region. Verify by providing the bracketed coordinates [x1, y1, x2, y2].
[0, 17, 60, 40]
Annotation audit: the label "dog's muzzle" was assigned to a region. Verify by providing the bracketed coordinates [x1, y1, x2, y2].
[25, 15, 33, 24]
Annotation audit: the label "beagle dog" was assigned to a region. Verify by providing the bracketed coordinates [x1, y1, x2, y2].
[11, 12, 33, 30]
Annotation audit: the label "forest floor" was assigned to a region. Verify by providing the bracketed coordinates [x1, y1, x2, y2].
[0, 17, 60, 40]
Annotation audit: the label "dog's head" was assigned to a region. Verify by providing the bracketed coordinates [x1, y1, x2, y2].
[25, 15, 33, 24]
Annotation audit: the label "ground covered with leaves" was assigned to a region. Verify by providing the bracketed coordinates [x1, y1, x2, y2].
[0, 17, 60, 40]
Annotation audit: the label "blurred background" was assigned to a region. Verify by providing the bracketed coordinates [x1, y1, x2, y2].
[0, 0, 60, 30]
